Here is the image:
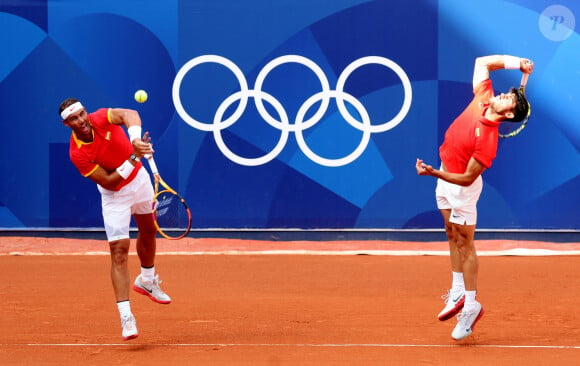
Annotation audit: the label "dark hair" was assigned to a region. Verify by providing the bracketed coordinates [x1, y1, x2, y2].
[58, 98, 80, 117]
[504, 87, 529, 122]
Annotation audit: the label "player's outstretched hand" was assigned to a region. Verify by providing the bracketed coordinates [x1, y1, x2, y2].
[416, 158, 434, 176]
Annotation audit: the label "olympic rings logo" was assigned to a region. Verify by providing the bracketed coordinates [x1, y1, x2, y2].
[172, 55, 412, 167]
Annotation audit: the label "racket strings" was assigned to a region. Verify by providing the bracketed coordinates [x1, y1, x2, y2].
[147, 156, 192, 240]
[155, 192, 177, 219]
[153, 191, 190, 239]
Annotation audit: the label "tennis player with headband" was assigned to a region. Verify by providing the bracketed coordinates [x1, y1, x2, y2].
[59, 98, 172, 341]
[415, 55, 533, 340]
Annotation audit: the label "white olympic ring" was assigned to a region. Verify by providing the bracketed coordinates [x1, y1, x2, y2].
[173, 54, 412, 167]
[214, 89, 290, 166]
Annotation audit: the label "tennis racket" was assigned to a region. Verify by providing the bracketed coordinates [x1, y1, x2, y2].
[146, 154, 192, 240]
[499, 64, 532, 139]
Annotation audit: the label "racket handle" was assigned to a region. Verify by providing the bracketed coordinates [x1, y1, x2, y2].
[520, 60, 532, 92]
[145, 154, 159, 175]
[520, 73, 529, 86]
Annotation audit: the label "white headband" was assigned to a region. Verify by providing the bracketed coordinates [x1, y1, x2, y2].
[60, 101, 84, 120]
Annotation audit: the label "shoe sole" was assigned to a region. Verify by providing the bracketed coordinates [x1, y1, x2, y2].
[438, 297, 465, 321]
[132, 284, 172, 304]
[452, 306, 485, 341]
[123, 333, 139, 341]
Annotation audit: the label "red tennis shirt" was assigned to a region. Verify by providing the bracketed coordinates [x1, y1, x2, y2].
[439, 79, 501, 174]
[69, 108, 142, 191]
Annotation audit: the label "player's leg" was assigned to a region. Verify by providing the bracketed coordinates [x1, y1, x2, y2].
[131, 168, 157, 267]
[109, 238, 132, 301]
[130, 170, 171, 304]
[450, 176, 482, 306]
[435, 179, 466, 321]
[441, 209, 463, 275]
[100, 186, 139, 341]
[451, 223, 484, 340]
[453, 223, 477, 291]
[108, 239, 138, 340]
[132, 212, 172, 304]
[134, 212, 157, 268]
[436, 209, 466, 320]
[450, 175, 483, 294]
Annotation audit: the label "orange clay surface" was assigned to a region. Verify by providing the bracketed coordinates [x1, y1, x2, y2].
[1, 236, 579, 365]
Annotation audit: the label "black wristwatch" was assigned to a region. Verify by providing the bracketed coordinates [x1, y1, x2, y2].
[129, 154, 140, 162]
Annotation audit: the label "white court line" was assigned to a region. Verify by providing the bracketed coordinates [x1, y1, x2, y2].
[4, 249, 580, 256]
[7, 343, 579, 349]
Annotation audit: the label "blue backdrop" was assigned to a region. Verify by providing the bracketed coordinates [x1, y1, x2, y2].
[0, 0, 578, 230]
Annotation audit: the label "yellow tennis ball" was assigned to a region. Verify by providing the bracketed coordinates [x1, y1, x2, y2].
[134, 89, 148, 103]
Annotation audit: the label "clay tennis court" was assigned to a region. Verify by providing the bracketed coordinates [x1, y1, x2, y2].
[1, 236, 579, 365]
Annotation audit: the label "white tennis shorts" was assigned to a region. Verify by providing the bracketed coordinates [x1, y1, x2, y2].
[435, 175, 483, 225]
[97, 167, 154, 242]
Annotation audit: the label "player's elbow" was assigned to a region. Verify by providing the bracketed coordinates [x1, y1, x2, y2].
[90, 175, 120, 191]
[457, 180, 474, 187]
[474, 57, 489, 70]
[458, 175, 480, 187]
[99, 181, 118, 191]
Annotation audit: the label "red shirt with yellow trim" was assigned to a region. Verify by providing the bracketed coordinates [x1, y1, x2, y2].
[69, 108, 142, 191]
[439, 79, 501, 174]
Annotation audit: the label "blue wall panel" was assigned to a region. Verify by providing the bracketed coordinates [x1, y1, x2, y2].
[0, 0, 578, 229]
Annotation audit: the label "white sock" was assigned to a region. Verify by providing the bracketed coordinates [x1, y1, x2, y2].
[463, 291, 477, 312]
[141, 266, 155, 282]
[117, 300, 133, 319]
[451, 272, 465, 293]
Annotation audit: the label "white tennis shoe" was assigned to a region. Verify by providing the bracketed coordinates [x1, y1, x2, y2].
[133, 274, 172, 304]
[121, 314, 138, 341]
[451, 301, 485, 340]
[437, 290, 465, 321]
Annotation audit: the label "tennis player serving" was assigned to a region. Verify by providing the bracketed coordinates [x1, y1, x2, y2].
[59, 99, 172, 341]
[415, 55, 533, 340]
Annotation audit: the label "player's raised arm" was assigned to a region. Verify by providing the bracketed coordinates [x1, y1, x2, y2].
[109, 108, 141, 129]
[472, 55, 534, 89]
[109, 108, 153, 157]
